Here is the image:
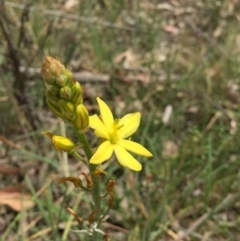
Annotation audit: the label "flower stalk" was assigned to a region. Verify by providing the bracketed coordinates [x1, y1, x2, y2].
[73, 129, 102, 240]
[74, 129, 102, 216]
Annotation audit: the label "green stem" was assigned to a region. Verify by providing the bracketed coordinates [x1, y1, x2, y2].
[99, 206, 111, 223]
[74, 128, 102, 240]
[71, 151, 88, 166]
[75, 132, 92, 160]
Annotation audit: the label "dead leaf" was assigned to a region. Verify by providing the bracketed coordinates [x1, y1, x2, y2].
[0, 135, 21, 149]
[113, 49, 139, 68]
[163, 25, 180, 35]
[0, 186, 35, 211]
[0, 164, 21, 175]
[187, 105, 199, 114]
[122, 72, 151, 84]
[213, 26, 223, 38]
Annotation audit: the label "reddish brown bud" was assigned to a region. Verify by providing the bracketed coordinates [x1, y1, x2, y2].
[92, 168, 107, 179]
[108, 192, 114, 207]
[57, 177, 82, 188]
[81, 172, 93, 189]
[88, 210, 99, 224]
[106, 180, 115, 193]
[66, 207, 83, 224]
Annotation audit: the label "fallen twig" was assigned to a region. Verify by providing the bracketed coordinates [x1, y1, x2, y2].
[5, 1, 146, 33]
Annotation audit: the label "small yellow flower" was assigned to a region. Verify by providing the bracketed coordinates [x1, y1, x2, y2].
[89, 97, 153, 171]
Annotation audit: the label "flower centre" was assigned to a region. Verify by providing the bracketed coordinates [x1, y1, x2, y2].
[109, 119, 123, 144]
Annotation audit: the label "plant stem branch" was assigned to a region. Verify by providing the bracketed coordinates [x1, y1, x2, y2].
[74, 128, 102, 240]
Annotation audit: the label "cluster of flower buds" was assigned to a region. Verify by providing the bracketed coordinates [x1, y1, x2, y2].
[41, 56, 89, 131]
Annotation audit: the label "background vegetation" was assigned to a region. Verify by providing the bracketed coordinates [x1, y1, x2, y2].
[0, 0, 240, 240]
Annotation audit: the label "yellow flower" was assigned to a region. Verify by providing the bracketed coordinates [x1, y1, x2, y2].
[89, 97, 153, 171]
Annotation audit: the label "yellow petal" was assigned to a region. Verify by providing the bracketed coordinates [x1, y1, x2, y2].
[118, 139, 153, 157]
[96, 97, 114, 130]
[89, 115, 109, 139]
[90, 141, 114, 164]
[118, 112, 141, 139]
[114, 145, 142, 171]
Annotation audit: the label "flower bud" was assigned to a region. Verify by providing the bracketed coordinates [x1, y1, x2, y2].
[71, 82, 83, 106]
[41, 56, 65, 85]
[58, 99, 75, 120]
[73, 104, 89, 131]
[55, 74, 67, 87]
[52, 135, 75, 151]
[46, 99, 66, 120]
[59, 86, 72, 101]
[42, 56, 85, 122]
[45, 84, 59, 96]
[43, 132, 75, 151]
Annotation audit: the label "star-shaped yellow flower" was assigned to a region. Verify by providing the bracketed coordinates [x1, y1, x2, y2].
[89, 97, 153, 171]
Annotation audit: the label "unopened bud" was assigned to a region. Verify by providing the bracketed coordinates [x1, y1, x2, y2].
[46, 99, 66, 120]
[41, 56, 65, 85]
[55, 74, 67, 87]
[58, 99, 75, 120]
[52, 135, 75, 151]
[59, 86, 72, 101]
[43, 132, 75, 152]
[45, 84, 59, 96]
[73, 104, 89, 131]
[42, 56, 86, 122]
[71, 82, 83, 106]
